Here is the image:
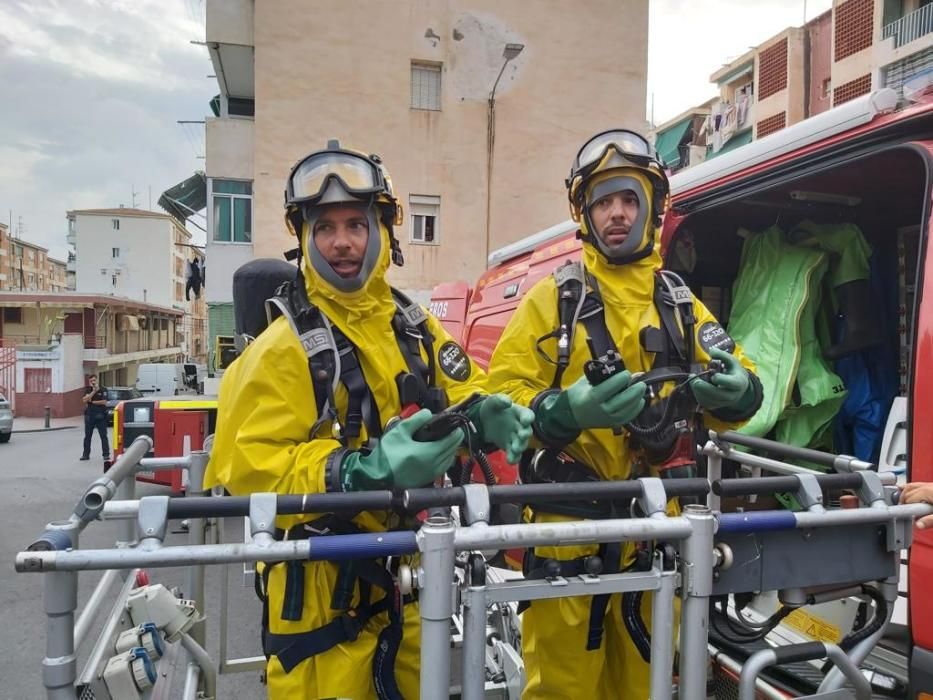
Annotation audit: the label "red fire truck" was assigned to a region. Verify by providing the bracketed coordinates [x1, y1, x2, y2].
[430, 87, 933, 695]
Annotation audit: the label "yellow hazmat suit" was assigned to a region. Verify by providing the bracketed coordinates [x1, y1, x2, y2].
[206, 218, 488, 699]
[487, 183, 758, 698]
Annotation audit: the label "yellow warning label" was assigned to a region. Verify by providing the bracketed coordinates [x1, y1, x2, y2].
[783, 609, 842, 644]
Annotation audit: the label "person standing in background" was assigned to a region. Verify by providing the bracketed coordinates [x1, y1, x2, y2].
[80, 374, 110, 461]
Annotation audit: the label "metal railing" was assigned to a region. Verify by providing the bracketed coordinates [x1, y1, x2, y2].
[14, 432, 933, 700]
[883, 2, 933, 48]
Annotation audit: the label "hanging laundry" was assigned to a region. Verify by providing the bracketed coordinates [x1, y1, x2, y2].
[186, 257, 203, 300]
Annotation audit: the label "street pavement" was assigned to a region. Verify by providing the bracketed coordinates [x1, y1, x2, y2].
[0, 427, 266, 698]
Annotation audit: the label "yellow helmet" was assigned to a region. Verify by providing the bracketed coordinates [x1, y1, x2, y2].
[566, 129, 670, 264]
[284, 140, 404, 291]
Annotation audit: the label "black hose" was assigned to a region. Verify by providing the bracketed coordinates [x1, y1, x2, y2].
[838, 585, 887, 652]
[474, 449, 496, 486]
[710, 595, 793, 645]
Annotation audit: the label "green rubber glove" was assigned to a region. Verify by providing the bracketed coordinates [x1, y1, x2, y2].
[340, 408, 464, 491]
[539, 370, 647, 434]
[467, 394, 535, 464]
[690, 348, 751, 410]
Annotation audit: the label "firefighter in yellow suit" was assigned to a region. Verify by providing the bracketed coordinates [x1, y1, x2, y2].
[486, 129, 763, 699]
[206, 141, 533, 699]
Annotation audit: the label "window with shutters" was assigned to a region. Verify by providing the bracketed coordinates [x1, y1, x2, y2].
[411, 62, 442, 111]
[410, 195, 440, 244]
[24, 368, 51, 393]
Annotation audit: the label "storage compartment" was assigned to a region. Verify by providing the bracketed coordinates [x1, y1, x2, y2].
[667, 145, 928, 463]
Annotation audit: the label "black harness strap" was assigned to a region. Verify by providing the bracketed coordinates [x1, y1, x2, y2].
[586, 541, 622, 651]
[390, 288, 446, 413]
[578, 271, 624, 369]
[392, 288, 437, 387]
[653, 270, 696, 367]
[329, 324, 382, 442]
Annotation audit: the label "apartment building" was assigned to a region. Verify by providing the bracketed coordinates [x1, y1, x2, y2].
[202, 0, 650, 367]
[66, 207, 208, 364]
[0, 223, 69, 292]
[654, 0, 933, 170]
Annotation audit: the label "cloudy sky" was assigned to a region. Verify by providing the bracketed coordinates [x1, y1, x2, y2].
[0, 0, 834, 262]
[647, 0, 833, 125]
[0, 0, 211, 261]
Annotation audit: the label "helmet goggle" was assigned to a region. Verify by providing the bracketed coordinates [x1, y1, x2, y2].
[285, 149, 388, 204]
[568, 129, 661, 192]
[575, 129, 655, 170]
[286, 149, 388, 208]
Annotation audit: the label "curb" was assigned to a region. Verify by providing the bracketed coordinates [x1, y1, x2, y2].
[12, 426, 79, 434]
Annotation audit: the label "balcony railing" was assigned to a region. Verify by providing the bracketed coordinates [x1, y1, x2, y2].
[884, 3, 933, 48]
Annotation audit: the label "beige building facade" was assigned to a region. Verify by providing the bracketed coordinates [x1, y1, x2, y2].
[0, 222, 68, 293]
[205, 0, 650, 308]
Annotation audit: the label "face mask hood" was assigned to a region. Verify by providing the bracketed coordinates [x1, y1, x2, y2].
[575, 169, 662, 303]
[303, 202, 383, 294]
[583, 175, 654, 264]
[300, 212, 395, 327]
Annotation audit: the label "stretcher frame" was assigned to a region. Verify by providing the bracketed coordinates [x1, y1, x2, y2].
[15, 433, 931, 700]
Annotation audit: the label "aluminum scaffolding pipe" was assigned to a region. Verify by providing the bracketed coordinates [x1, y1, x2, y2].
[678, 505, 716, 700]
[17, 531, 420, 573]
[418, 516, 457, 700]
[716, 503, 932, 535]
[710, 430, 876, 472]
[453, 515, 693, 551]
[73, 436, 153, 526]
[73, 568, 120, 649]
[185, 451, 209, 650]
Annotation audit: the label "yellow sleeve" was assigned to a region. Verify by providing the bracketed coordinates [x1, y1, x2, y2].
[485, 278, 560, 409]
[206, 316, 340, 499]
[690, 299, 761, 431]
[424, 313, 489, 404]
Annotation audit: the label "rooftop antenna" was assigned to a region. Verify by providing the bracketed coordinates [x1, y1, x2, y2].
[131, 184, 140, 209]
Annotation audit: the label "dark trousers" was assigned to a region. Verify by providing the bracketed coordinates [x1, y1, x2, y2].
[83, 413, 110, 458]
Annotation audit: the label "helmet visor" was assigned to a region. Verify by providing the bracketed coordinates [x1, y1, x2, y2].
[287, 152, 383, 205]
[575, 129, 654, 172]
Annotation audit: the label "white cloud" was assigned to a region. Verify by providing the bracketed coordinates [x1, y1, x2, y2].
[0, 0, 206, 89]
[647, 0, 834, 125]
[0, 0, 212, 259]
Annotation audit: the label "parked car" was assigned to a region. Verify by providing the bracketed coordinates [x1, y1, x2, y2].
[104, 387, 143, 419]
[0, 392, 12, 443]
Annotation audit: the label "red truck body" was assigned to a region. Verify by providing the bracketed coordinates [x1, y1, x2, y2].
[431, 89, 933, 692]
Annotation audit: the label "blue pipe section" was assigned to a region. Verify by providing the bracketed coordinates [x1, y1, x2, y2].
[307, 531, 418, 561]
[717, 510, 797, 534]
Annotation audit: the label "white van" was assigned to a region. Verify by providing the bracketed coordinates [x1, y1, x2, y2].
[135, 363, 202, 396]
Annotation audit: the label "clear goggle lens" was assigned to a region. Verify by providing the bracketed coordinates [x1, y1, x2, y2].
[289, 152, 380, 202]
[575, 130, 653, 171]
